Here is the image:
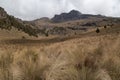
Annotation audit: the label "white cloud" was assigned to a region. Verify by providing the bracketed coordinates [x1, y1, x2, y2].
[0, 0, 119, 20]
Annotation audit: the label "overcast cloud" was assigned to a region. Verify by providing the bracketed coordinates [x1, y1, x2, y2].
[0, 0, 119, 20]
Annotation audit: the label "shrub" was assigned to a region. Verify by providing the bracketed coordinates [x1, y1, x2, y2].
[96, 28, 100, 33]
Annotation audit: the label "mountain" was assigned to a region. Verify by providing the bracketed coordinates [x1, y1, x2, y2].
[51, 10, 82, 22]
[0, 7, 120, 37]
[51, 10, 104, 22]
[29, 9, 120, 36]
[0, 7, 38, 37]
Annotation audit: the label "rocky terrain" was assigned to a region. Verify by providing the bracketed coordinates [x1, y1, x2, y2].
[51, 10, 104, 22]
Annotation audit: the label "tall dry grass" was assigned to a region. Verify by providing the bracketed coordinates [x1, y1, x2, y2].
[0, 34, 120, 80]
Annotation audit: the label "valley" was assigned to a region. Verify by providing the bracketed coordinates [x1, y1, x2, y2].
[0, 6, 120, 80]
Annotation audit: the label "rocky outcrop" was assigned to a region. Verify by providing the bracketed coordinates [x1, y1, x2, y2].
[51, 10, 82, 22]
[51, 10, 104, 22]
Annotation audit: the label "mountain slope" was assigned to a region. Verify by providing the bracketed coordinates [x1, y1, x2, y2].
[0, 7, 38, 37]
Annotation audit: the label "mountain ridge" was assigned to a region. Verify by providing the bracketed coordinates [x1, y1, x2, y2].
[0, 7, 39, 37]
[0, 6, 120, 37]
[51, 10, 105, 22]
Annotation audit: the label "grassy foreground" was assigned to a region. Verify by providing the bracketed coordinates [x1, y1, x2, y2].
[0, 34, 120, 80]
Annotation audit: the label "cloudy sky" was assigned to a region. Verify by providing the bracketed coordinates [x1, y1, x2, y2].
[0, 0, 120, 20]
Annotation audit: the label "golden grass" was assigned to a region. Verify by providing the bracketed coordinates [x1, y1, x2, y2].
[0, 33, 120, 80]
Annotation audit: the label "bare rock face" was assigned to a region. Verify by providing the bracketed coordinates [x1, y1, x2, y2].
[0, 7, 7, 19]
[51, 10, 82, 22]
[51, 10, 104, 22]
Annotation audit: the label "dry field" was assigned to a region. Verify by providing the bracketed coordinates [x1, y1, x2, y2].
[0, 22, 120, 80]
[0, 31, 120, 80]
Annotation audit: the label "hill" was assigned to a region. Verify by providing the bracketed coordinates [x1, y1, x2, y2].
[0, 7, 38, 37]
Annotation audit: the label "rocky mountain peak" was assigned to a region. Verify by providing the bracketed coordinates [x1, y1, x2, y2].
[69, 10, 82, 15]
[51, 10, 83, 22]
[51, 10, 105, 23]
